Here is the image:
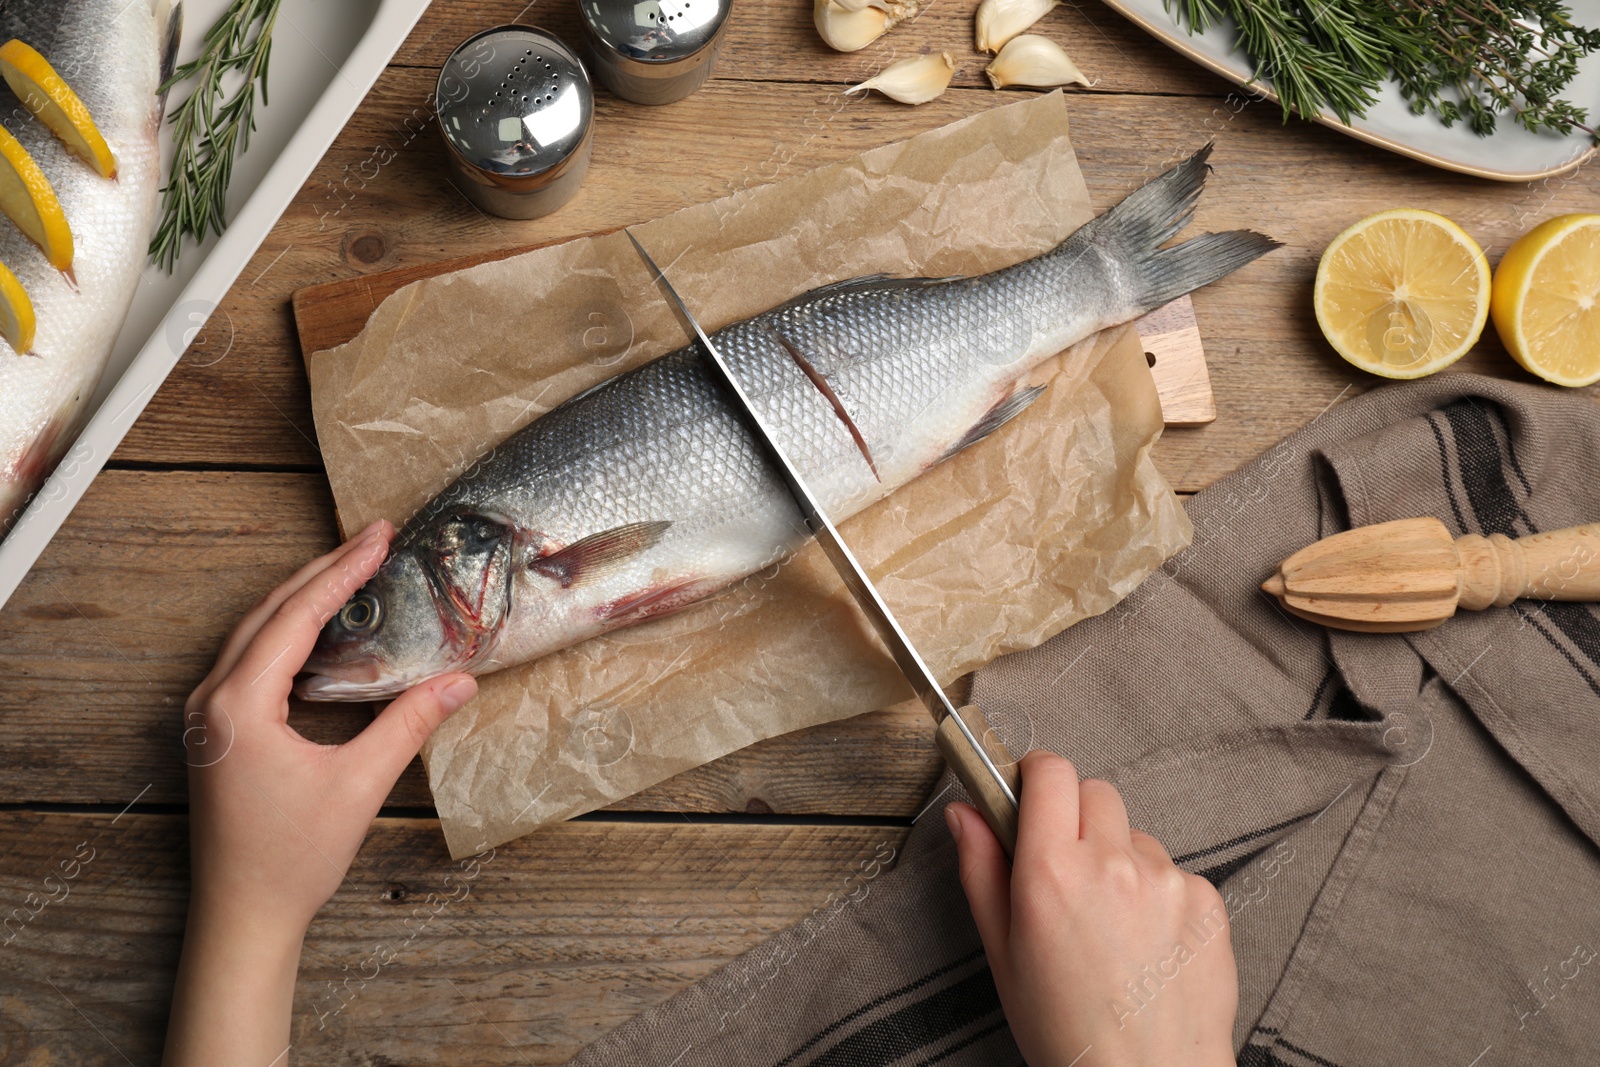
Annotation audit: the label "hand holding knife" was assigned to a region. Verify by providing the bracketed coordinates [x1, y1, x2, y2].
[626, 230, 1023, 858]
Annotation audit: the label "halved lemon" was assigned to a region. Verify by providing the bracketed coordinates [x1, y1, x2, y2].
[0, 39, 116, 179]
[1491, 214, 1600, 388]
[0, 260, 34, 353]
[1314, 209, 1491, 379]
[0, 124, 72, 272]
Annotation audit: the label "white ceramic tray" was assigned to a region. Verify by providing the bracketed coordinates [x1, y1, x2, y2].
[0, 0, 434, 612]
[1103, 0, 1600, 181]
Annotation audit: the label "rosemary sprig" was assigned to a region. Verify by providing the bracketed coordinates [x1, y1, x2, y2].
[1166, 0, 1600, 138]
[148, 0, 283, 273]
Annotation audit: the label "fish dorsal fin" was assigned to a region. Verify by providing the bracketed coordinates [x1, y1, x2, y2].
[766, 325, 880, 481]
[770, 273, 961, 315]
[545, 376, 614, 417]
[155, 1, 184, 107]
[531, 520, 672, 588]
[941, 384, 1047, 463]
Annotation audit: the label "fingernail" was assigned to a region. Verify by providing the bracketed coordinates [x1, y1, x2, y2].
[944, 806, 964, 844]
[356, 524, 390, 550]
[440, 677, 477, 713]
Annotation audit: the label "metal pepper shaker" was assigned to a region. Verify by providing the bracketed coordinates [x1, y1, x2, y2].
[435, 26, 595, 220]
[578, 0, 733, 105]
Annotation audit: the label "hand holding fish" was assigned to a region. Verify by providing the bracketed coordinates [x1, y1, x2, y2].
[947, 752, 1238, 1067]
[164, 522, 477, 1066]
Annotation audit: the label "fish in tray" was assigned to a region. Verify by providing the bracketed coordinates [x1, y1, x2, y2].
[298, 146, 1278, 700]
[0, 0, 179, 531]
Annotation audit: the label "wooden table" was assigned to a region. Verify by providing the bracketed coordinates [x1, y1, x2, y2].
[2, 1, 1595, 1062]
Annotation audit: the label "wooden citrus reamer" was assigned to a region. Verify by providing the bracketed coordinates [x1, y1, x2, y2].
[1262, 517, 1600, 632]
[628, 233, 1023, 857]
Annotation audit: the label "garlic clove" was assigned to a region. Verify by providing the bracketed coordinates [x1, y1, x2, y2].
[975, 0, 1060, 53]
[814, 0, 920, 51]
[845, 51, 955, 105]
[985, 34, 1092, 89]
[815, 0, 889, 52]
[829, 0, 891, 11]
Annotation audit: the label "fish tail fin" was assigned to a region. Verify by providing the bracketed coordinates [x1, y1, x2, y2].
[1076, 143, 1281, 317]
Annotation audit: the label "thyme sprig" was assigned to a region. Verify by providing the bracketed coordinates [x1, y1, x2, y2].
[149, 0, 283, 272]
[1168, 0, 1600, 138]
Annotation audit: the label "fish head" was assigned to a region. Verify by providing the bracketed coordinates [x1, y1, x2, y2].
[295, 511, 520, 701]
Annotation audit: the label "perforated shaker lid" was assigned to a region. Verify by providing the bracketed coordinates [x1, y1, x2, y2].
[435, 27, 593, 181]
[580, 0, 731, 64]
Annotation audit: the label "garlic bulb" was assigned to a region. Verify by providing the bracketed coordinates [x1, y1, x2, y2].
[845, 51, 955, 105]
[975, 0, 1060, 53]
[985, 34, 1092, 89]
[814, 0, 920, 52]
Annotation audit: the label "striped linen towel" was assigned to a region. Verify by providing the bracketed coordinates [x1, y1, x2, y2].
[567, 373, 1600, 1066]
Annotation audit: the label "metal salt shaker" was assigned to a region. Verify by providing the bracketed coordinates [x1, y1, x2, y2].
[435, 26, 595, 220]
[578, 0, 733, 105]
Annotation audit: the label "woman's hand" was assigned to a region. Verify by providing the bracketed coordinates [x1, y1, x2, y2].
[946, 751, 1238, 1067]
[165, 521, 477, 1066]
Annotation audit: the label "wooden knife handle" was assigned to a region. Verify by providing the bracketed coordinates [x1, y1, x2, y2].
[935, 704, 1022, 860]
[1457, 523, 1600, 610]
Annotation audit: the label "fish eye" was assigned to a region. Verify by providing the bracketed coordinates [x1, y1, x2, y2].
[339, 592, 382, 634]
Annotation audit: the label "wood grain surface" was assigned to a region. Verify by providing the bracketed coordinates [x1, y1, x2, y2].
[0, 812, 906, 1065]
[1, 0, 1597, 1061]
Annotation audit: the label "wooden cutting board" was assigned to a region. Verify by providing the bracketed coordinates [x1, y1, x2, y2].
[291, 233, 1217, 426]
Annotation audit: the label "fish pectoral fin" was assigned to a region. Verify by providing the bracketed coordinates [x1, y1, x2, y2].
[940, 384, 1047, 464]
[530, 520, 672, 588]
[598, 580, 700, 622]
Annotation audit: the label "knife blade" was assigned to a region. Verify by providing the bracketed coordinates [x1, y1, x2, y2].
[625, 230, 1021, 848]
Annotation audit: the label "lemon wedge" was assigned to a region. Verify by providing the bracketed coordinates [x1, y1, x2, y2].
[1490, 214, 1600, 388]
[0, 124, 72, 273]
[1314, 209, 1490, 379]
[0, 260, 34, 353]
[0, 39, 115, 179]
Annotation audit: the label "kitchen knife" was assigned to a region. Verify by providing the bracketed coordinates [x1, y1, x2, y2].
[626, 230, 1022, 857]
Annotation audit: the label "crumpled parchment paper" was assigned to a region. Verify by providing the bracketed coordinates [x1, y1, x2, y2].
[307, 92, 1193, 858]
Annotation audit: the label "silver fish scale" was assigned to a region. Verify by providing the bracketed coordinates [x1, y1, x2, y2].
[409, 347, 796, 564]
[0, 1, 165, 527]
[407, 252, 1085, 590]
[748, 259, 1076, 492]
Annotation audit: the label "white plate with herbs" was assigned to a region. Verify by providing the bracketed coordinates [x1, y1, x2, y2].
[0, 0, 434, 612]
[1103, 0, 1600, 181]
